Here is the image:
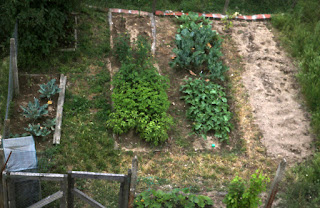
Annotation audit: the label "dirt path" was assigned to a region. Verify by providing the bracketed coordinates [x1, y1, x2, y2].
[213, 21, 313, 162]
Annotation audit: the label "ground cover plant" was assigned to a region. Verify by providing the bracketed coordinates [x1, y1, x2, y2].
[108, 35, 173, 145]
[181, 78, 232, 141]
[134, 188, 213, 208]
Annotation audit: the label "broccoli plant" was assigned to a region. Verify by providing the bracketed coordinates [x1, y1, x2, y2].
[43, 118, 56, 130]
[39, 79, 61, 99]
[25, 123, 51, 137]
[20, 97, 48, 121]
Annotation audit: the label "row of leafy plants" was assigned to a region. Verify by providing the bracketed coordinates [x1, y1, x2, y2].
[18, 79, 60, 138]
[107, 34, 173, 145]
[171, 12, 232, 142]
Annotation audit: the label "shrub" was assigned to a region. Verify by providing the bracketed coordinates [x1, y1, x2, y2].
[180, 78, 232, 142]
[223, 170, 269, 208]
[134, 188, 214, 208]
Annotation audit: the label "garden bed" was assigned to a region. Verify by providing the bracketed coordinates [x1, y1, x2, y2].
[9, 74, 60, 150]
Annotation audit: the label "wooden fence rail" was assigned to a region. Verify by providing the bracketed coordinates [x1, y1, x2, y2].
[2, 157, 138, 208]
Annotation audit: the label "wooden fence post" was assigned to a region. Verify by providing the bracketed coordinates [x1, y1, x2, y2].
[67, 171, 74, 208]
[223, 0, 230, 14]
[10, 38, 19, 96]
[264, 158, 287, 208]
[60, 174, 67, 208]
[128, 156, 138, 208]
[2, 172, 8, 208]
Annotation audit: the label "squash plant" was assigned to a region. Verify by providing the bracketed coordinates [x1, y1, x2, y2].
[180, 78, 232, 142]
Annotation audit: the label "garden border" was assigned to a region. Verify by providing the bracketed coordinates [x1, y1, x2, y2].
[109, 8, 271, 20]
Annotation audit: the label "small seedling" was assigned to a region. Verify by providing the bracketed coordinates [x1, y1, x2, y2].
[39, 79, 61, 99]
[20, 97, 48, 120]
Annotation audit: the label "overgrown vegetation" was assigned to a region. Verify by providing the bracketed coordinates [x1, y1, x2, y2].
[181, 78, 232, 141]
[0, 0, 79, 68]
[223, 170, 269, 208]
[134, 188, 213, 208]
[0, 59, 9, 126]
[108, 36, 172, 145]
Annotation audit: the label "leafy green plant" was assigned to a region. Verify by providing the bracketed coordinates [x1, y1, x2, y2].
[20, 97, 48, 120]
[43, 118, 56, 131]
[39, 79, 61, 99]
[9, 133, 31, 138]
[171, 14, 228, 81]
[221, 12, 240, 31]
[223, 170, 269, 208]
[134, 188, 213, 208]
[180, 78, 232, 142]
[25, 123, 51, 137]
[176, 12, 212, 32]
[114, 33, 132, 63]
[107, 62, 172, 145]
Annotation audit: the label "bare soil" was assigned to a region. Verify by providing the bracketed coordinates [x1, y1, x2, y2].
[212, 20, 314, 162]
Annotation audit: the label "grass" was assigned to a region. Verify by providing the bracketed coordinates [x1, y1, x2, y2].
[271, 0, 320, 206]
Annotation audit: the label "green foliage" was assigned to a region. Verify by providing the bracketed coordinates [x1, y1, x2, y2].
[0, 59, 9, 122]
[176, 12, 212, 32]
[114, 33, 131, 63]
[223, 170, 269, 208]
[43, 118, 56, 131]
[107, 63, 173, 145]
[108, 36, 172, 145]
[180, 78, 232, 142]
[134, 188, 213, 208]
[171, 13, 228, 81]
[20, 97, 48, 120]
[39, 79, 61, 99]
[9, 133, 31, 138]
[25, 123, 51, 137]
[0, 0, 79, 68]
[280, 153, 320, 207]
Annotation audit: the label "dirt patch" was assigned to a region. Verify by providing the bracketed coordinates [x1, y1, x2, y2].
[213, 21, 314, 162]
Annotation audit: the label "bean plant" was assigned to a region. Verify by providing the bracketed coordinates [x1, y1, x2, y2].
[181, 78, 232, 141]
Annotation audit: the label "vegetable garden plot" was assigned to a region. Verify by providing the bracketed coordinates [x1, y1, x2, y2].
[210, 20, 314, 162]
[8, 74, 60, 150]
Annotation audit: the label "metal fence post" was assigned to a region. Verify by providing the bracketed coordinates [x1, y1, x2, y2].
[10, 39, 19, 96]
[67, 172, 74, 208]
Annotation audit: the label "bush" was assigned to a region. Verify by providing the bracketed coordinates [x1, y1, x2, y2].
[223, 170, 269, 208]
[180, 78, 232, 142]
[0, 0, 79, 68]
[134, 188, 213, 208]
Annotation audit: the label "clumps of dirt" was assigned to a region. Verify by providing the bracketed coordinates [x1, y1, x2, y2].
[215, 21, 314, 162]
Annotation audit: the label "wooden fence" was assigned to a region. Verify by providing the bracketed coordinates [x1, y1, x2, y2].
[1, 157, 138, 208]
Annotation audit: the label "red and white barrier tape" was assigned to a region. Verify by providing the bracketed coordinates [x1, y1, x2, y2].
[109, 8, 271, 20]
